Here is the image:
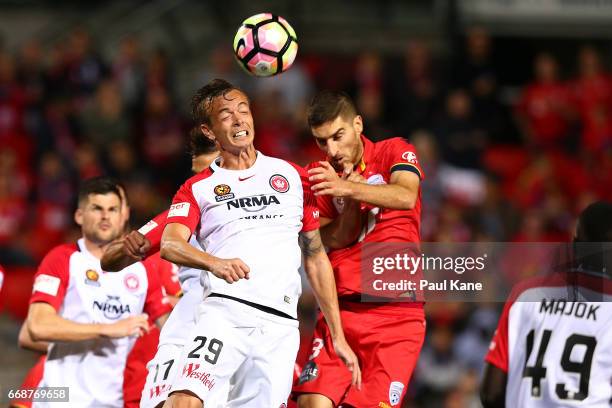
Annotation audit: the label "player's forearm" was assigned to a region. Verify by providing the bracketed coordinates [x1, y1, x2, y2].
[303, 255, 345, 340]
[320, 200, 363, 249]
[347, 182, 416, 210]
[101, 238, 137, 271]
[160, 235, 217, 271]
[28, 313, 108, 342]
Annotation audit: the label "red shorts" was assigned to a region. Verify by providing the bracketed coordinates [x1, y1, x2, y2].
[292, 303, 426, 407]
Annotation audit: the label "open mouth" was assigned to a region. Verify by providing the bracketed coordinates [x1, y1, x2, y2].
[233, 130, 248, 139]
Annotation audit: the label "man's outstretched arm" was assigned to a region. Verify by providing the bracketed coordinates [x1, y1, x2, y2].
[299, 228, 362, 388]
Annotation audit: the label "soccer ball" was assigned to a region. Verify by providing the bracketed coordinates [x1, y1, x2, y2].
[233, 13, 298, 77]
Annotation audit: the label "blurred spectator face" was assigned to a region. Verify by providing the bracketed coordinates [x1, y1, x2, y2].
[357, 89, 382, 122]
[431, 325, 454, 354]
[39, 152, 63, 179]
[466, 27, 491, 60]
[119, 35, 140, 63]
[405, 39, 431, 78]
[19, 40, 43, 69]
[579, 46, 602, 77]
[411, 130, 438, 164]
[211, 45, 235, 73]
[69, 28, 92, 59]
[75, 192, 123, 245]
[97, 80, 123, 116]
[535, 53, 558, 83]
[0, 52, 16, 83]
[146, 87, 170, 115]
[311, 113, 364, 172]
[108, 140, 135, 173]
[446, 89, 472, 118]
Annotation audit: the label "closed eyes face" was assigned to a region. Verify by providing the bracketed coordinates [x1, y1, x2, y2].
[204, 89, 255, 150]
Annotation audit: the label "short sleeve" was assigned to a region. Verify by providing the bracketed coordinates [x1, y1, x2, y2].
[29, 245, 74, 311]
[289, 162, 320, 232]
[166, 181, 201, 233]
[386, 138, 424, 180]
[484, 301, 511, 373]
[137, 210, 169, 256]
[142, 259, 172, 322]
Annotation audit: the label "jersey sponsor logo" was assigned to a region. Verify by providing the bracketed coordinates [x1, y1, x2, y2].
[401, 151, 418, 164]
[269, 174, 290, 193]
[214, 184, 235, 202]
[312, 209, 320, 219]
[169, 202, 190, 217]
[298, 361, 319, 384]
[226, 194, 280, 212]
[238, 175, 255, 181]
[92, 295, 131, 320]
[33, 274, 61, 296]
[367, 173, 386, 185]
[124, 273, 140, 291]
[389, 381, 404, 406]
[85, 269, 101, 287]
[379, 403, 392, 408]
[181, 363, 216, 391]
[138, 219, 158, 236]
[149, 383, 171, 399]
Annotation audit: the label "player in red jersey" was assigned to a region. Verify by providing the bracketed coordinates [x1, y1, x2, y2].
[24, 177, 171, 407]
[481, 201, 612, 407]
[293, 91, 426, 408]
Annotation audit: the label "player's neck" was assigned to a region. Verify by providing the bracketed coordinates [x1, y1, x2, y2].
[218, 145, 257, 170]
[82, 237, 109, 260]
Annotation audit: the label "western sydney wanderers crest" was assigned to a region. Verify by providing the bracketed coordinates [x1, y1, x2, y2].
[124, 273, 140, 291]
[214, 184, 235, 202]
[85, 269, 100, 287]
[269, 174, 289, 193]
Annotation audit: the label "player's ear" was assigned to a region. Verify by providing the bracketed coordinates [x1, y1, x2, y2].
[200, 124, 216, 143]
[353, 115, 363, 136]
[74, 208, 84, 227]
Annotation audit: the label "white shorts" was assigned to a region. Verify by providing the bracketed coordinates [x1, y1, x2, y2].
[169, 296, 299, 407]
[140, 278, 203, 408]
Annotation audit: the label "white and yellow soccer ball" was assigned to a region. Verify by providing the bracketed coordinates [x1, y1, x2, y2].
[233, 13, 298, 77]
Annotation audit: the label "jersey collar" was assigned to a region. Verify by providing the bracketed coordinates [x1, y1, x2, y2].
[210, 150, 263, 174]
[355, 134, 373, 175]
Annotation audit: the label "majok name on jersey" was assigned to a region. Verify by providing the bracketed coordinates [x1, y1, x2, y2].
[539, 299, 599, 321]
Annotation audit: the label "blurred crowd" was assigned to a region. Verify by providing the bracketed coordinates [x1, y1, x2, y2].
[1, 26, 611, 407]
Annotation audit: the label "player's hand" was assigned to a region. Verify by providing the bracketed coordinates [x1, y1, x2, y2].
[102, 314, 150, 338]
[308, 161, 355, 198]
[210, 257, 251, 284]
[123, 231, 151, 260]
[332, 337, 362, 389]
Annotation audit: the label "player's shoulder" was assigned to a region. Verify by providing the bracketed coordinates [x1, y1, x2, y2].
[376, 136, 415, 150]
[42, 243, 80, 264]
[182, 167, 215, 188]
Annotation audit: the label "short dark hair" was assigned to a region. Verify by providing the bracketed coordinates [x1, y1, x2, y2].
[78, 176, 121, 206]
[189, 126, 218, 156]
[191, 78, 246, 126]
[307, 90, 357, 128]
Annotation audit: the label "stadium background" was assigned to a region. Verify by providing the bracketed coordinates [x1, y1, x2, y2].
[1, 0, 611, 406]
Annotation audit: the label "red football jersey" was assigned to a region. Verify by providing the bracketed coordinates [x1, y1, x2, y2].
[137, 209, 169, 257]
[308, 135, 424, 301]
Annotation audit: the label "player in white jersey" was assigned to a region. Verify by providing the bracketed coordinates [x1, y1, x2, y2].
[160, 79, 360, 408]
[101, 130, 220, 408]
[481, 201, 612, 407]
[25, 177, 172, 407]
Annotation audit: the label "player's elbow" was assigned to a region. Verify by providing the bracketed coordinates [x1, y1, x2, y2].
[100, 255, 120, 272]
[27, 318, 50, 342]
[160, 237, 178, 262]
[480, 388, 505, 408]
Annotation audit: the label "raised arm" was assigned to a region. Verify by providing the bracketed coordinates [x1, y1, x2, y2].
[18, 318, 49, 352]
[160, 223, 249, 284]
[101, 231, 151, 271]
[299, 228, 361, 388]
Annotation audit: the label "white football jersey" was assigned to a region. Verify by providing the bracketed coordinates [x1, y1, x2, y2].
[166, 152, 319, 318]
[29, 239, 170, 407]
[486, 273, 612, 407]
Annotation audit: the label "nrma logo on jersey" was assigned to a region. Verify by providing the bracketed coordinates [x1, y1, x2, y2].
[226, 194, 280, 213]
[92, 295, 131, 320]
